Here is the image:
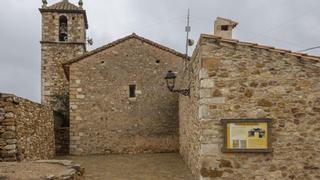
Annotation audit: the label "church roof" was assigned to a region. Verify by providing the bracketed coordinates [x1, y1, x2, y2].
[64, 33, 188, 66]
[47, 0, 82, 11]
[63, 33, 187, 80]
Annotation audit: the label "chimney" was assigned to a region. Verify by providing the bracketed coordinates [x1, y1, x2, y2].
[214, 17, 238, 39]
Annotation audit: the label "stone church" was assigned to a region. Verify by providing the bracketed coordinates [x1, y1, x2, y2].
[40, 0, 186, 155]
[37, 0, 320, 179]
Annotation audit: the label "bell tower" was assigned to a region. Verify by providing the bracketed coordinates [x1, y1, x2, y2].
[39, 0, 88, 105]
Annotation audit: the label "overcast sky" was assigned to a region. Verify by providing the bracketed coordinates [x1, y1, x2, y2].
[0, 0, 320, 102]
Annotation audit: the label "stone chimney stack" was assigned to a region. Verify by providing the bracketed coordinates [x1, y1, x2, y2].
[214, 17, 238, 39]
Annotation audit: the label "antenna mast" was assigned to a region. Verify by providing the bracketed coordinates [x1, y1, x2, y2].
[185, 8, 191, 60]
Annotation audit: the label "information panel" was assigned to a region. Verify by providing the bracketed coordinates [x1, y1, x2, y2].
[221, 118, 272, 153]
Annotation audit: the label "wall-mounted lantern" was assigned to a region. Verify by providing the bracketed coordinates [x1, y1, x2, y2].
[165, 71, 190, 96]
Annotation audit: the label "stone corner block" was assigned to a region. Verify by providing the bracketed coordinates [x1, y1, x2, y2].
[200, 79, 215, 88]
[199, 68, 209, 80]
[199, 97, 225, 105]
[200, 143, 220, 156]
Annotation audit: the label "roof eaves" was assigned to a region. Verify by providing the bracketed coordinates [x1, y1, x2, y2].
[200, 34, 320, 62]
[63, 33, 188, 66]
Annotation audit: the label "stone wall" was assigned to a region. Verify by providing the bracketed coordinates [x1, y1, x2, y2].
[0, 93, 55, 161]
[184, 34, 320, 179]
[179, 45, 202, 177]
[41, 12, 86, 43]
[68, 37, 185, 155]
[40, 11, 86, 105]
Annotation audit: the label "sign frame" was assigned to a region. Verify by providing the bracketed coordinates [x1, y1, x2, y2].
[221, 118, 273, 153]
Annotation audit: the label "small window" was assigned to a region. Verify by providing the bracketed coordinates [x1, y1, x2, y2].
[156, 60, 160, 64]
[221, 25, 229, 31]
[129, 85, 136, 98]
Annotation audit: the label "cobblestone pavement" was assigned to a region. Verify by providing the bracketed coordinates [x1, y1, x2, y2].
[59, 153, 194, 180]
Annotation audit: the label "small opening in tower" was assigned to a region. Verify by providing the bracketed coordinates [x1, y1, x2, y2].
[59, 15, 68, 42]
[156, 60, 160, 64]
[52, 15, 55, 19]
[221, 25, 229, 31]
[129, 85, 136, 98]
[72, 17, 75, 20]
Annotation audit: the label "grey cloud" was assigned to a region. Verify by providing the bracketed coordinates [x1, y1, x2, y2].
[0, 0, 319, 102]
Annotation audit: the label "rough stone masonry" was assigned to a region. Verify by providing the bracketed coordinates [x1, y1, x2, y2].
[179, 34, 320, 180]
[65, 35, 186, 155]
[0, 93, 55, 162]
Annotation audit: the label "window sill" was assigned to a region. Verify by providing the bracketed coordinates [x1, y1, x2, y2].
[128, 97, 137, 102]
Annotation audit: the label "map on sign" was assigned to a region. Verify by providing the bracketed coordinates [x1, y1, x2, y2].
[226, 122, 268, 149]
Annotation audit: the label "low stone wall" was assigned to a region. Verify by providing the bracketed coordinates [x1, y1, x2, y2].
[55, 127, 70, 155]
[0, 93, 55, 161]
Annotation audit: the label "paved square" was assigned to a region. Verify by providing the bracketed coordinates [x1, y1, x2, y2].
[60, 153, 194, 180]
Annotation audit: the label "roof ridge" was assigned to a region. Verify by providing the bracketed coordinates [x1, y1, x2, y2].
[200, 34, 320, 62]
[46, 0, 81, 10]
[63, 33, 187, 66]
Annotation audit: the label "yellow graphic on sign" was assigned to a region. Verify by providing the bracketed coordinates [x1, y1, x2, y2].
[227, 122, 268, 149]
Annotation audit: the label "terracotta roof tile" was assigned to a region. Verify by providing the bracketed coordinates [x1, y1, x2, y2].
[63, 33, 187, 66]
[46, 0, 81, 11]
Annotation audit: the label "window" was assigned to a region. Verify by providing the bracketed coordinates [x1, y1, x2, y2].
[129, 85, 136, 98]
[59, 15, 68, 42]
[221, 25, 229, 31]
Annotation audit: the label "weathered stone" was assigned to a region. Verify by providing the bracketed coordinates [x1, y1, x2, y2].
[199, 89, 212, 98]
[6, 139, 17, 144]
[201, 79, 215, 88]
[256, 109, 267, 118]
[257, 99, 273, 107]
[4, 112, 14, 118]
[5, 126, 15, 131]
[200, 168, 224, 178]
[202, 58, 220, 70]
[244, 89, 253, 98]
[212, 89, 222, 97]
[1, 132, 15, 139]
[219, 159, 233, 168]
[200, 144, 219, 155]
[199, 68, 209, 79]
[200, 97, 225, 105]
[3, 144, 16, 150]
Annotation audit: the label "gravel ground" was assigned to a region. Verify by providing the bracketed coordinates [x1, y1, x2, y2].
[59, 153, 194, 180]
[0, 162, 67, 180]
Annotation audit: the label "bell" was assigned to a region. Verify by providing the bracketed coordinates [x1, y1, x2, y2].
[60, 23, 68, 34]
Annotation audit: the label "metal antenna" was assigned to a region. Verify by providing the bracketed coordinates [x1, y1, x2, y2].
[185, 9, 191, 60]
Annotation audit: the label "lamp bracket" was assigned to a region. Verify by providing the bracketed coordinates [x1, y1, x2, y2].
[171, 89, 190, 96]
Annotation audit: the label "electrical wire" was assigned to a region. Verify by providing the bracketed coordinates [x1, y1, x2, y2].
[297, 45, 320, 52]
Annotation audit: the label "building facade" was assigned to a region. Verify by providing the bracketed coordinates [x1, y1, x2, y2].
[64, 34, 185, 155]
[180, 32, 320, 179]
